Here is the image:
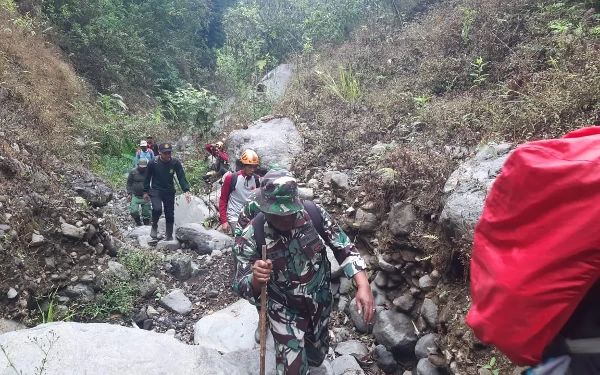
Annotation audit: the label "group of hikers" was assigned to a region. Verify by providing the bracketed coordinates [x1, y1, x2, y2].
[126, 138, 375, 375]
[123, 127, 600, 375]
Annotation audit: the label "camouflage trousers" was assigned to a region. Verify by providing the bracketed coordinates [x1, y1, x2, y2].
[268, 297, 332, 375]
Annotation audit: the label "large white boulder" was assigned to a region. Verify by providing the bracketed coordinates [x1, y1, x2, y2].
[0, 322, 246, 375]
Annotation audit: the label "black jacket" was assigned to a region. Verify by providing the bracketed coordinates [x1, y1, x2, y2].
[127, 167, 147, 197]
[143, 156, 190, 194]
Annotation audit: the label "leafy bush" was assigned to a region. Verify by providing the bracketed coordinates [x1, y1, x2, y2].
[118, 249, 161, 280]
[182, 158, 210, 195]
[80, 278, 137, 318]
[161, 85, 221, 137]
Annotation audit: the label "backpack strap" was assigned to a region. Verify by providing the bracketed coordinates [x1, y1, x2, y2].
[254, 175, 260, 188]
[253, 212, 266, 249]
[229, 172, 239, 194]
[302, 200, 328, 246]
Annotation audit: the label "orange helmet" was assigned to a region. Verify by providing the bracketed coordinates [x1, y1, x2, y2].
[215, 141, 224, 149]
[240, 149, 259, 165]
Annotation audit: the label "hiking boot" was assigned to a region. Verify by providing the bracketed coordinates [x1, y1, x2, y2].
[150, 224, 158, 239]
[165, 223, 174, 241]
[143, 219, 150, 226]
[133, 217, 142, 226]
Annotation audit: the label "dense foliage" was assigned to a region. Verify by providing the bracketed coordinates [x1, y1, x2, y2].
[42, 0, 236, 94]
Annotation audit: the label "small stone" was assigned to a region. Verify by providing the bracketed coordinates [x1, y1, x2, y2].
[170, 255, 192, 281]
[374, 271, 388, 287]
[7, 288, 18, 299]
[159, 289, 193, 315]
[331, 355, 364, 375]
[165, 329, 176, 337]
[421, 298, 439, 328]
[146, 305, 160, 318]
[30, 233, 45, 247]
[479, 369, 493, 375]
[419, 275, 436, 291]
[417, 358, 443, 375]
[374, 345, 398, 374]
[95, 244, 104, 255]
[415, 333, 439, 359]
[107, 261, 130, 281]
[139, 277, 159, 298]
[45, 257, 56, 270]
[206, 290, 219, 298]
[143, 319, 153, 330]
[334, 340, 369, 359]
[393, 295, 415, 313]
[61, 223, 85, 239]
[337, 296, 349, 312]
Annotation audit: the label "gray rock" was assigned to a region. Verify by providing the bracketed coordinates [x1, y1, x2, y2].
[139, 277, 158, 298]
[175, 223, 234, 255]
[174, 195, 211, 232]
[346, 298, 372, 334]
[257, 63, 294, 98]
[330, 172, 350, 192]
[159, 289, 192, 315]
[479, 369, 494, 375]
[307, 178, 319, 190]
[227, 117, 302, 173]
[170, 255, 192, 280]
[419, 275, 436, 291]
[441, 143, 513, 240]
[311, 361, 334, 375]
[353, 209, 377, 232]
[0, 322, 245, 375]
[206, 290, 219, 298]
[61, 223, 85, 239]
[339, 278, 353, 295]
[30, 171, 50, 192]
[107, 261, 130, 281]
[298, 188, 314, 200]
[415, 333, 439, 359]
[72, 176, 114, 207]
[417, 358, 443, 375]
[0, 319, 26, 335]
[194, 299, 273, 353]
[337, 296, 349, 312]
[374, 271, 388, 288]
[63, 284, 95, 302]
[331, 355, 364, 375]
[157, 239, 181, 251]
[126, 226, 152, 239]
[6, 288, 17, 299]
[371, 282, 391, 307]
[30, 233, 45, 247]
[389, 203, 417, 236]
[146, 305, 159, 318]
[393, 295, 415, 313]
[328, 247, 344, 279]
[373, 310, 418, 356]
[421, 299, 438, 328]
[334, 340, 369, 359]
[374, 345, 398, 374]
[222, 348, 277, 375]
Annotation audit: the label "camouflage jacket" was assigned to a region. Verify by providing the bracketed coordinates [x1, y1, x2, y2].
[232, 202, 367, 316]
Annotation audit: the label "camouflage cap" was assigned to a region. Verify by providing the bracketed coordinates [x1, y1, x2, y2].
[256, 169, 303, 216]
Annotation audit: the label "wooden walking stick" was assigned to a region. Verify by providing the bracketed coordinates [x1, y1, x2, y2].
[260, 244, 268, 375]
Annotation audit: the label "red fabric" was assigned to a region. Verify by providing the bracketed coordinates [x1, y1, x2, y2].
[219, 172, 235, 224]
[466, 126, 600, 366]
[205, 143, 229, 161]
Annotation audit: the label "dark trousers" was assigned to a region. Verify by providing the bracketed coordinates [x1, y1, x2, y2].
[150, 190, 175, 224]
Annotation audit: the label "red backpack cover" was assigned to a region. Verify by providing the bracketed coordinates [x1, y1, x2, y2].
[466, 126, 600, 366]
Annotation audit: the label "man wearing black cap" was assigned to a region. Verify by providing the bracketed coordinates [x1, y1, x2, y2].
[143, 142, 191, 240]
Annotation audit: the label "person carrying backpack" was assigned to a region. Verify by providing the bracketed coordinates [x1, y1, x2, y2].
[134, 140, 154, 167]
[126, 157, 151, 226]
[232, 168, 375, 375]
[146, 135, 160, 156]
[466, 127, 600, 375]
[143, 142, 191, 241]
[219, 149, 260, 235]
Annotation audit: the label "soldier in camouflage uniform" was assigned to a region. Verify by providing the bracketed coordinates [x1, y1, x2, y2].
[232, 169, 375, 375]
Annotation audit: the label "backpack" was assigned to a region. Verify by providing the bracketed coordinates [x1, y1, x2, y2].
[229, 172, 260, 194]
[252, 200, 329, 250]
[137, 149, 154, 158]
[466, 126, 600, 367]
